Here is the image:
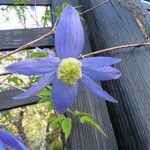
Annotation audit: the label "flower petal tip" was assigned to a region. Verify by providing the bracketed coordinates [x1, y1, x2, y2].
[116, 58, 121, 63]
[114, 72, 122, 79]
[113, 99, 118, 103]
[13, 96, 23, 100]
[64, 4, 74, 10]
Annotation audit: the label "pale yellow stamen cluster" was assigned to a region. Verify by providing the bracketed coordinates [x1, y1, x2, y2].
[57, 58, 82, 85]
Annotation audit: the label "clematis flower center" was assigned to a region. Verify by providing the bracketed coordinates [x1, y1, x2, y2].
[57, 58, 82, 85]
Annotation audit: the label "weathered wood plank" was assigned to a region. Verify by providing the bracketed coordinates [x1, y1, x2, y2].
[80, 0, 150, 149]
[0, 88, 40, 111]
[52, 1, 118, 150]
[118, 0, 150, 40]
[0, 27, 54, 51]
[0, 0, 52, 6]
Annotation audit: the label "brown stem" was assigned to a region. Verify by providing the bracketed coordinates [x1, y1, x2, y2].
[0, 72, 11, 76]
[0, 42, 150, 76]
[80, 0, 111, 15]
[81, 42, 150, 58]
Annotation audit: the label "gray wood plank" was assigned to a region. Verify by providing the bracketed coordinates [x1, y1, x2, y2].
[0, 0, 52, 6]
[52, 1, 118, 150]
[79, 0, 150, 149]
[0, 88, 40, 111]
[0, 27, 54, 51]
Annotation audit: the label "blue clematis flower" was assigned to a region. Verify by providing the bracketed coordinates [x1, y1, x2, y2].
[0, 130, 29, 150]
[6, 5, 122, 114]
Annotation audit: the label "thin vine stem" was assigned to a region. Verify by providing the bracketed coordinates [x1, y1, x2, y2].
[80, 0, 111, 15]
[81, 42, 150, 58]
[0, 42, 150, 77]
[0, 81, 41, 98]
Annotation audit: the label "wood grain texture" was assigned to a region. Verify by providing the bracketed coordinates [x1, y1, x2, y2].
[0, 88, 40, 111]
[0, 0, 52, 6]
[0, 27, 54, 51]
[52, 1, 118, 150]
[79, 0, 150, 149]
[118, 0, 150, 40]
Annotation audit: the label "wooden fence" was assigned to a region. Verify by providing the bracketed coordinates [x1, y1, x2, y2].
[0, 0, 150, 149]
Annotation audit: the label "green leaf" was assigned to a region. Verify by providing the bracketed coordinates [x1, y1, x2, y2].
[39, 87, 51, 103]
[80, 116, 108, 138]
[30, 52, 48, 58]
[15, 0, 30, 5]
[56, 6, 63, 13]
[51, 2, 69, 18]
[51, 11, 60, 17]
[8, 76, 25, 86]
[61, 118, 72, 141]
[50, 115, 65, 129]
[75, 110, 95, 119]
[62, 2, 69, 9]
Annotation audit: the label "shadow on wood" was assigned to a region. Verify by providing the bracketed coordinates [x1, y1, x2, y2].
[80, 0, 150, 149]
[0, 88, 40, 111]
[0, 28, 54, 51]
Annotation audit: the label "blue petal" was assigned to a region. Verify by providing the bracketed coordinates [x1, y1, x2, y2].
[6, 57, 59, 76]
[1, 51, 8, 55]
[55, 5, 84, 59]
[82, 66, 122, 81]
[0, 140, 5, 150]
[14, 72, 56, 100]
[52, 80, 78, 114]
[81, 57, 121, 68]
[80, 74, 118, 103]
[0, 130, 29, 150]
[30, 6, 35, 11]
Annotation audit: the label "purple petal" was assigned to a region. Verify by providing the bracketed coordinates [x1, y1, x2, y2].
[0, 130, 29, 150]
[1, 51, 22, 55]
[30, 6, 36, 11]
[43, 48, 50, 53]
[80, 74, 118, 103]
[52, 80, 78, 114]
[47, 50, 56, 58]
[0, 141, 5, 150]
[34, 47, 43, 52]
[82, 66, 122, 81]
[6, 57, 59, 76]
[1, 51, 8, 55]
[14, 73, 55, 100]
[81, 57, 121, 68]
[0, 124, 9, 129]
[35, 47, 49, 53]
[55, 5, 84, 59]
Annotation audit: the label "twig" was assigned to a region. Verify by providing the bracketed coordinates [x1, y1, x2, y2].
[0, 26, 56, 61]
[0, 81, 41, 98]
[2, 74, 12, 82]
[0, 72, 11, 76]
[80, 54, 84, 58]
[0, 81, 26, 92]
[80, 0, 111, 15]
[81, 43, 150, 58]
